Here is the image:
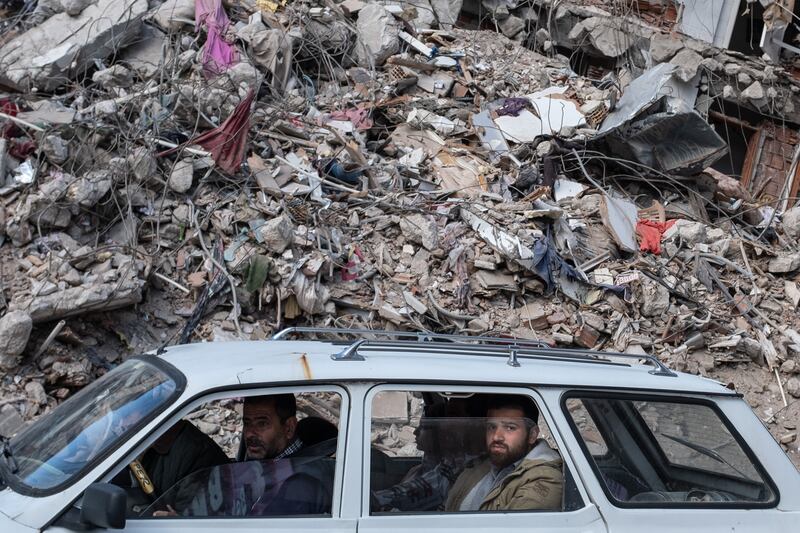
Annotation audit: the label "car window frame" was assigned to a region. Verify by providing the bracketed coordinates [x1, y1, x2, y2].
[362, 383, 589, 517]
[0, 356, 186, 498]
[49, 383, 351, 526]
[560, 390, 780, 510]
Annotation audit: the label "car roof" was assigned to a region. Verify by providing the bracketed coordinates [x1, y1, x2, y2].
[157, 339, 736, 397]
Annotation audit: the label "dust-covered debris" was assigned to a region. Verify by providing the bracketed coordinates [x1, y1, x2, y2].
[0, 0, 799, 466]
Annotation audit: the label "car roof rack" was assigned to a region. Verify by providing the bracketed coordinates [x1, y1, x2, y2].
[271, 327, 676, 377]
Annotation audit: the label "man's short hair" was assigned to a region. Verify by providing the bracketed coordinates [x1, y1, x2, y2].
[245, 394, 297, 423]
[485, 395, 539, 426]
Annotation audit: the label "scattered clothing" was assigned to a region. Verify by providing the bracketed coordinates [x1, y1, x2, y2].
[636, 219, 676, 255]
[195, 0, 239, 77]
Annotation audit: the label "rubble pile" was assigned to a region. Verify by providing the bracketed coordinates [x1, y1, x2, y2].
[1, 1, 800, 462]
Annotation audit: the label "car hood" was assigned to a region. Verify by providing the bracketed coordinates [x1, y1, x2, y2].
[0, 489, 35, 532]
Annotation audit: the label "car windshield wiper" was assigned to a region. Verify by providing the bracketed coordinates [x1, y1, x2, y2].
[1, 435, 19, 475]
[660, 433, 753, 481]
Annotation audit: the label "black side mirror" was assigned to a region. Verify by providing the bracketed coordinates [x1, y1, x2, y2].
[80, 483, 126, 529]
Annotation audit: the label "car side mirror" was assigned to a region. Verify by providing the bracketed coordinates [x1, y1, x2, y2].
[80, 483, 126, 529]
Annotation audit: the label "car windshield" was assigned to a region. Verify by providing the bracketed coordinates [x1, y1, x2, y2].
[7, 359, 178, 491]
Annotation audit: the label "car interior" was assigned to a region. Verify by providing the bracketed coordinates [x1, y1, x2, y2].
[570, 396, 774, 505]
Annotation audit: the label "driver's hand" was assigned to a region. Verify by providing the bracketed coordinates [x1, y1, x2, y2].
[152, 505, 178, 517]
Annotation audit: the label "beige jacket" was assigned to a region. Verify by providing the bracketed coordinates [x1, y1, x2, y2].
[444, 440, 563, 512]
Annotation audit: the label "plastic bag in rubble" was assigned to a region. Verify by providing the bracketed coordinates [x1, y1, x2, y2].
[291, 271, 330, 315]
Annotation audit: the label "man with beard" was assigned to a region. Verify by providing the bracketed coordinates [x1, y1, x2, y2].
[444, 395, 563, 512]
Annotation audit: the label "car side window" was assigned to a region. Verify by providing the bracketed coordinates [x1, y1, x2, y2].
[113, 390, 341, 519]
[564, 395, 776, 506]
[369, 390, 574, 514]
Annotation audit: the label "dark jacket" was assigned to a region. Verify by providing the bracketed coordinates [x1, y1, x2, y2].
[141, 420, 229, 509]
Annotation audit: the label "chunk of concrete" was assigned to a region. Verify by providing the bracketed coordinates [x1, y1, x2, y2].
[664, 219, 707, 245]
[782, 205, 800, 242]
[127, 147, 157, 182]
[119, 25, 167, 80]
[0, 0, 148, 92]
[430, 0, 463, 29]
[640, 278, 670, 317]
[62, 0, 94, 16]
[742, 81, 764, 101]
[10, 271, 144, 323]
[400, 214, 439, 251]
[0, 405, 24, 438]
[257, 216, 295, 254]
[92, 64, 133, 89]
[169, 159, 194, 194]
[0, 311, 33, 369]
[649, 33, 683, 62]
[769, 253, 800, 274]
[66, 170, 113, 209]
[499, 15, 526, 38]
[356, 4, 400, 67]
[152, 0, 195, 32]
[670, 48, 703, 82]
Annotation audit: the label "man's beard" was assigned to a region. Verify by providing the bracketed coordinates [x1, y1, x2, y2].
[488, 440, 527, 469]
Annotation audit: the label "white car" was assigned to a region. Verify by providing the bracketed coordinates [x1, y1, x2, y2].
[1, 327, 798, 532]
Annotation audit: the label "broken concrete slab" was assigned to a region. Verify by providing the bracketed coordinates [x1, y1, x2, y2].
[0, 0, 148, 92]
[356, 4, 400, 67]
[649, 33, 683, 63]
[255, 216, 295, 254]
[430, 0, 462, 29]
[400, 214, 439, 251]
[663, 219, 707, 245]
[119, 25, 167, 80]
[669, 48, 703, 83]
[152, 0, 195, 32]
[782, 205, 800, 243]
[768, 253, 800, 274]
[0, 310, 33, 369]
[742, 81, 765, 101]
[640, 278, 670, 317]
[568, 17, 634, 58]
[10, 273, 144, 323]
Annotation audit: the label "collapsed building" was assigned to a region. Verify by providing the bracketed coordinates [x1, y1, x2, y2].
[0, 0, 800, 459]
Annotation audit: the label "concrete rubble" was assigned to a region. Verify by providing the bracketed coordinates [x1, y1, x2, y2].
[0, 0, 799, 464]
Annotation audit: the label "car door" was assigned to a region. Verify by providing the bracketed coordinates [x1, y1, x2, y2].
[357, 384, 608, 533]
[45, 385, 357, 533]
[553, 389, 800, 533]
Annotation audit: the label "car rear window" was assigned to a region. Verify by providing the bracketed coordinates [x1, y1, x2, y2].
[564, 394, 776, 507]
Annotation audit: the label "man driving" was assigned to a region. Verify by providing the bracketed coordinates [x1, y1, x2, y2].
[445, 395, 563, 512]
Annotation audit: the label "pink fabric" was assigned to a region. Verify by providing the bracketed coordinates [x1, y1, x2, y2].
[195, 0, 239, 77]
[329, 109, 373, 131]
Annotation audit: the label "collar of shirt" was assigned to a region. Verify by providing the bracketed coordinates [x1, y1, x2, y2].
[273, 437, 303, 460]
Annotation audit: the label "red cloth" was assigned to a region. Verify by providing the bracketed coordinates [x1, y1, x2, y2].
[158, 89, 254, 174]
[0, 100, 37, 159]
[636, 219, 676, 255]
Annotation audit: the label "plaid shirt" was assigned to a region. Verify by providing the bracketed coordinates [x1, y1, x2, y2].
[373, 455, 476, 512]
[274, 438, 303, 460]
